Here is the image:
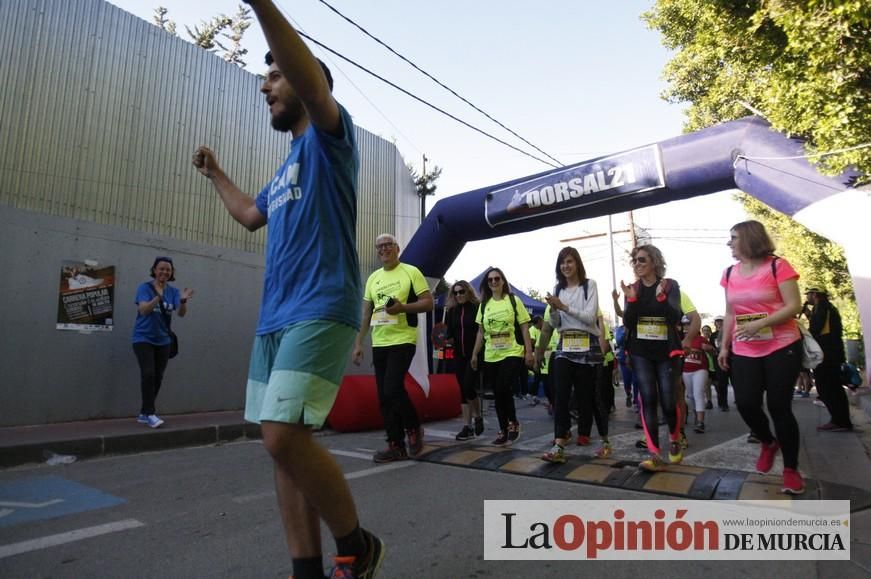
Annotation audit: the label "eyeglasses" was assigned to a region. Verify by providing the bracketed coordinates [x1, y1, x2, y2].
[453, 289, 466, 296]
[487, 276, 502, 284]
[375, 242, 396, 250]
[631, 256, 648, 265]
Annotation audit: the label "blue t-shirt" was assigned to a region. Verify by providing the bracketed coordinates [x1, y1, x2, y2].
[254, 104, 361, 335]
[132, 282, 180, 345]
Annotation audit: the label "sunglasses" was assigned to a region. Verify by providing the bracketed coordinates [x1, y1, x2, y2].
[487, 276, 502, 283]
[453, 289, 466, 296]
[375, 242, 396, 250]
[631, 256, 648, 265]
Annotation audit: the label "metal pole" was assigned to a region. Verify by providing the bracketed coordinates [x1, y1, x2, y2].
[420, 154, 428, 223]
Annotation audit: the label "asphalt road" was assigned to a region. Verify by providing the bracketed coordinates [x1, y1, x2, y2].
[2, 395, 868, 579]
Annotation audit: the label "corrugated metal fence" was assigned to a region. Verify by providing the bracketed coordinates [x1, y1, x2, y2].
[0, 0, 410, 259]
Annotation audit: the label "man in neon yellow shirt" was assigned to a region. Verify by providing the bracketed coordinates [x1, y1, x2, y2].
[353, 233, 433, 463]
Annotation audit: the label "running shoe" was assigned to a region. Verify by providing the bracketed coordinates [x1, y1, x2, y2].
[705, 401, 714, 410]
[373, 442, 408, 464]
[668, 441, 683, 465]
[756, 440, 780, 474]
[507, 421, 521, 443]
[145, 414, 164, 429]
[594, 442, 612, 459]
[680, 431, 688, 449]
[694, 422, 705, 434]
[625, 395, 632, 408]
[576, 435, 591, 446]
[747, 433, 760, 444]
[136, 414, 149, 424]
[329, 530, 385, 579]
[493, 431, 509, 445]
[816, 422, 852, 432]
[455, 425, 475, 441]
[406, 426, 424, 456]
[781, 468, 805, 495]
[541, 444, 566, 463]
[635, 438, 648, 450]
[639, 454, 666, 472]
[474, 416, 485, 436]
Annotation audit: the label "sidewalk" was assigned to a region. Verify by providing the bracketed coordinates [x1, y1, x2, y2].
[0, 411, 259, 468]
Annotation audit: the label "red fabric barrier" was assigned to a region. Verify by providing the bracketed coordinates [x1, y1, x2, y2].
[327, 373, 461, 433]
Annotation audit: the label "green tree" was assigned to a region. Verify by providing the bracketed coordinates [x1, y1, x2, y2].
[526, 288, 547, 302]
[644, 0, 870, 338]
[410, 163, 443, 199]
[152, 5, 252, 68]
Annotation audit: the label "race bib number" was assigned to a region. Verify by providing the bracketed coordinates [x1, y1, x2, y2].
[562, 330, 590, 352]
[490, 332, 513, 350]
[371, 308, 399, 326]
[637, 316, 668, 341]
[735, 312, 773, 341]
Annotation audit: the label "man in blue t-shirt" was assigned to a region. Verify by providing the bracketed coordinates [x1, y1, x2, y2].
[192, 2, 381, 578]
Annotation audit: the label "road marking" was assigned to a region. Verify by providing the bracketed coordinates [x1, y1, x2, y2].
[330, 449, 374, 461]
[232, 453, 417, 503]
[345, 461, 415, 480]
[0, 499, 64, 509]
[0, 519, 144, 559]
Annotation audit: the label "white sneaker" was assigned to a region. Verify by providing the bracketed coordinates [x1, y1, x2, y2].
[146, 414, 164, 428]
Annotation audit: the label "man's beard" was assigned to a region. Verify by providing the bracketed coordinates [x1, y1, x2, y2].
[270, 97, 304, 133]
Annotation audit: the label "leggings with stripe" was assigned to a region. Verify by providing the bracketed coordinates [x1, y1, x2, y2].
[630, 354, 682, 454]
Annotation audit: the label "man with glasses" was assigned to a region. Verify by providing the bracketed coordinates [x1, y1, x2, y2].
[191, 2, 382, 577]
[353, 233, 434, 462]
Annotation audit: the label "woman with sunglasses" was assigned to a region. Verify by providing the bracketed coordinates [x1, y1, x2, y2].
[717, 220, 805, 494]
[620, 245, 685, 471]
[535, 247, 610, 463]
[471, 267, 534, 445]
[445, 280, 485, 440]
[132, 256, 194, 428]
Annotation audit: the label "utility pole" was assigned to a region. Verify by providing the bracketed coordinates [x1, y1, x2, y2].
[420, 154, 428, 223]
[628, 210, 637, 248]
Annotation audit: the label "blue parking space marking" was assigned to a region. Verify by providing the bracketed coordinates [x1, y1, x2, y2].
[0, 476, 125, 528]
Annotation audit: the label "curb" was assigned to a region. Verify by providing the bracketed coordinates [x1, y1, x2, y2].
[0, 423, 262, 468]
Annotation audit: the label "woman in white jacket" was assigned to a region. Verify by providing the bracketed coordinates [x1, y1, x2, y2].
[535, 247, 609, 463]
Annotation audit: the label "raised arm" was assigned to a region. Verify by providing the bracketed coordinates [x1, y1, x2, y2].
[193, 146, 266, 231]
[245, 0, 341, 135]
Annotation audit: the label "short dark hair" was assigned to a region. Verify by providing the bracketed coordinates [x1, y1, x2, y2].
[264, 51, 333, 91]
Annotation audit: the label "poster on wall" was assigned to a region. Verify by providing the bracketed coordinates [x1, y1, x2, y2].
[57, 260, 115, 331]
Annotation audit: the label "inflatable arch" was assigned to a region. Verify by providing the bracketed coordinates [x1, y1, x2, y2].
[403, 115, 870, 379]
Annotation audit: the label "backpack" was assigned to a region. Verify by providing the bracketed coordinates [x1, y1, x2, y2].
[480, 294, 525, 346]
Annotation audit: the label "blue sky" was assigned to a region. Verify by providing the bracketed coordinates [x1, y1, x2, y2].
[109, 0, 747, 319]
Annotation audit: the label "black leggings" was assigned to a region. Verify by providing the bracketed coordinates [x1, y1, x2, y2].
[730, 340, 802, 469]
[373, 344, 420, 444]
[484, 357, 523, 432]
[133, 342, 171, 415]
[631, 354, 682, 454]
[452, 356, 479, 403]
[553, 358, 605, 439]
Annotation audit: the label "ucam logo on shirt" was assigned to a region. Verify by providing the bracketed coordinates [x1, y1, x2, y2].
[268, 162, 302, 215]
[484, 145, 665, 227]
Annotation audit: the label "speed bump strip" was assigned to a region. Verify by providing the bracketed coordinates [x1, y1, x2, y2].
[412, 441, 871, 505]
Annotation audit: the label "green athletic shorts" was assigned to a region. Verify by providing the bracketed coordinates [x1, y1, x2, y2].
[245, 320, 355, 428]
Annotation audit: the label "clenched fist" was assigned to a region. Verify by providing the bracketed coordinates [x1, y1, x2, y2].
[192, 146, 219, 178]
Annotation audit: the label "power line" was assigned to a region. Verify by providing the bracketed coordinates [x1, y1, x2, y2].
[293, 29, 560, 168]
[315, 0, 564, 167]
[285, 15, 423, 156]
